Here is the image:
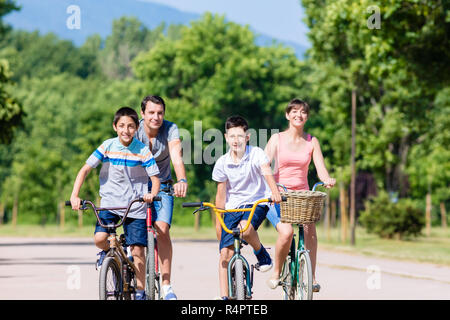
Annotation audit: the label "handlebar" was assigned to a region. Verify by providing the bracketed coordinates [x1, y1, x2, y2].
[65, 196, 161, 229]
[182, 197, 287, 235]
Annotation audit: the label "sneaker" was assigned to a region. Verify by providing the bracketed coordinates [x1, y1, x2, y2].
[254, 245, 272, 272]
[135, 290, 146, 300]
[96, 250, 109, 270]
[163, 285, 177, 300]
[214, 296, 230, 300]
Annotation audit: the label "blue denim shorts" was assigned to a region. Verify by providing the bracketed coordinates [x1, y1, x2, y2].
[94, 211, 147, 247]
[266, 203, 281, 229]
[148, 182, 174, 227]
[219, 204, 269, 251]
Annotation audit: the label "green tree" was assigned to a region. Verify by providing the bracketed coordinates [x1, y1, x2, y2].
[0, 0, 23, 145]
[133, 14, 307, 219]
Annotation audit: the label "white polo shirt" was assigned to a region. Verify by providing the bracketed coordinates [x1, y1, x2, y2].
[212, 145, 272, 209]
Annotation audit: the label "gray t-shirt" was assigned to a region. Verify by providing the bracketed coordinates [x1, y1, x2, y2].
[135, 119, 180, 182]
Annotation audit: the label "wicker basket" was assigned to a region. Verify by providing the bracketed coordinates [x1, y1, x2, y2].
[279, 190, 327, 224]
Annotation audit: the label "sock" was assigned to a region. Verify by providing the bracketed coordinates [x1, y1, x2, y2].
[162, 284, 173, 296]
[254, 244, 264, 256]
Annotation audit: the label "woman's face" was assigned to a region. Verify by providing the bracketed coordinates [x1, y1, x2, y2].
[286, 105, 308, 127]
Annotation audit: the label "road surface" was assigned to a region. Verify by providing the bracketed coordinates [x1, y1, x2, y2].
[0, 237, 449, 300]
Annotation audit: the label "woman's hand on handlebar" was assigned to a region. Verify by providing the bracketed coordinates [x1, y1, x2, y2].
[323, 178, 336, 188]
[271, 190, 282, 204]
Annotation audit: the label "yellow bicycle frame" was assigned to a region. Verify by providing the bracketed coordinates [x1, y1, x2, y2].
[201, 198, 271, 234]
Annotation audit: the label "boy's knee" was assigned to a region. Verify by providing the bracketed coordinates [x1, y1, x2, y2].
[220, 248, 233, 265]
[94, 232, 109, 248]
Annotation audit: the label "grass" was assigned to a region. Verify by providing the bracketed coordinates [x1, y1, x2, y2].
[1, 223, 449, 266]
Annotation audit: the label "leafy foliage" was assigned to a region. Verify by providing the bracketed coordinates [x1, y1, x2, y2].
[360, 192, 424, 239]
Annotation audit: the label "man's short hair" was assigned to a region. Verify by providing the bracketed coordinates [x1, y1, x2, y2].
[141, 95, 166, 112]
[225, 115, 249, 132]
[285, 98, 310, 116]
[113, 107, 139, 126]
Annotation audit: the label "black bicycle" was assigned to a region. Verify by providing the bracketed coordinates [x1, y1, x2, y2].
[66, 196, 160, 300]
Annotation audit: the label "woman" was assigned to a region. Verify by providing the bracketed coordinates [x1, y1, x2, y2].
[265, 98, 335, 292]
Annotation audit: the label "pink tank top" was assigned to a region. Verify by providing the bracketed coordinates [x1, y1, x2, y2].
[274, 132, 313, 191]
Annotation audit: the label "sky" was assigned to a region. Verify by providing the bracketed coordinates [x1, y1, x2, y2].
[138, 0, 310, 47]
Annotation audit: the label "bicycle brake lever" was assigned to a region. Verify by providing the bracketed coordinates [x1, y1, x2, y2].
[192, 206, 209, 215]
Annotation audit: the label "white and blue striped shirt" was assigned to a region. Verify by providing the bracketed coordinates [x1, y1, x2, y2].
[86, 137, 160, 219]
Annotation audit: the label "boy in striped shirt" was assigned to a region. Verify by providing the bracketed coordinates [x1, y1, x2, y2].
[69, 107, 160, 300]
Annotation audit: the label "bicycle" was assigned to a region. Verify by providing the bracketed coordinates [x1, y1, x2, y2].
[278, 182, 328, 300]
[182, 197, 286, 300]
[145, 184, 174, 300]
[66, 196, 160, 300]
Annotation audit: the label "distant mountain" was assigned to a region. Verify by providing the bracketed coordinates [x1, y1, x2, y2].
[4, 0, 307, 58]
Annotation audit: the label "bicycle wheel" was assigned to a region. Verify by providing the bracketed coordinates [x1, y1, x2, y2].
[281, 239, 296, 300]
[296, 251, 313, 300]
[145, 232, 158, 300]
[99, 257, 122, 300]
[232, 258, 246, 300]
[281, 256, 295, 300]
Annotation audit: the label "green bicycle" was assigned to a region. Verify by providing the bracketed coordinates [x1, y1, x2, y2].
[279, 182, 327, 300]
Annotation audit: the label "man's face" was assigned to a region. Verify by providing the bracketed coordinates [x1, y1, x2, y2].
[225, 126, 249, 153]
[141, 101, 164, 130]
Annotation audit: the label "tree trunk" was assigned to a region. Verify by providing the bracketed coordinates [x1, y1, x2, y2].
[0, 202, 4, 225]
[12, 195, 18, 228]
[59, 201, 65, 230]
[340, 183, 348, 243]
[331, 199, 337, 228]
[440, 202, 447, 229]
[425, 192, 432, 236]
[194, 211, 200, 232]
[324, 194, 331, 241]
[78, 210, 83, 229]
[350, 89, 357, 246]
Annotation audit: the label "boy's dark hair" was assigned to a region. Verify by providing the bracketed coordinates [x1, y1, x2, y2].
[225, 115, 249, 132]
[285, 98, 310, 116]
[141, 95, 166, 112]
[113, 107, 139, 127]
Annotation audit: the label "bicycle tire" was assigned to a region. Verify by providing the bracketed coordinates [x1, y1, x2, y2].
[233, 259, 246, 300]
[99, 257, 122, 300]
[145, 232, 157, 300]
[296, 251, 313, 300]
[281, 256, 295, 300]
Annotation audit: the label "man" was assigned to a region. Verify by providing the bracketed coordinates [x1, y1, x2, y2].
[135, 95, 188, 300]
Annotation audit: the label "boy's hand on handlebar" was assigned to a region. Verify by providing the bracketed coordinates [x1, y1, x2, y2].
[70, 195, 81, 210]
[143, 192, 156, 203]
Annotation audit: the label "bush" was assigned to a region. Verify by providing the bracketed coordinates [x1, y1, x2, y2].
[359, 192, 425, 240]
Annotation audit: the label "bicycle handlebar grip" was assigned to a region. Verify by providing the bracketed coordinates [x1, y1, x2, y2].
[138, 196, 162, 202]
[65, 200, 83, 206]
[182, 202, 202, 208]
[267, 196, 288, 203]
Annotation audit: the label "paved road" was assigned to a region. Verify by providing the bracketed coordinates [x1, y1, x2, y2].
[0, 237, 449, 300]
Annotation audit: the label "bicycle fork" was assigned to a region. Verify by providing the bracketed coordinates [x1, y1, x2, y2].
[227, 233, 253, 299]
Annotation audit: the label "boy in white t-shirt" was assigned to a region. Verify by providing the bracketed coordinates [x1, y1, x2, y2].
[212, 115, 282, 300]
